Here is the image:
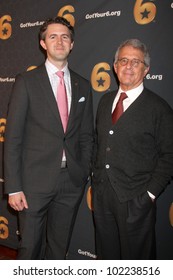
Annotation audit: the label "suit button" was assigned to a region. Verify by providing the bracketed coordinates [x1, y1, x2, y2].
[106, 147, 110, 152]
[109, 130, 114, 135]
[105, 164, 110, 169]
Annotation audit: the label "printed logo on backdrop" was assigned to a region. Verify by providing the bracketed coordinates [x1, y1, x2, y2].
[87, 186, 93, 211]
[20, 21, 44, 28]
[27, 66, 37, 71]
[0, 216, 9, 239]
[85, 10, 121, 20]
[169, 203, 173, 227]
[0, 118, 6, 142]
[90, 62, 162, 92]
[91, 63, 111, 92]
[58, 5, 121, 23]
[78, 249, 96, 259]
[19, 5, 75, 29]
[0, 77, 15, 83]
[145, 74, 162, 81]
[134, 0, 156, 24]
[0, 119, 6, 183]
[0, 68, 37, 85]
[57, 5, 75, 26]
[0, 15, 12, 40]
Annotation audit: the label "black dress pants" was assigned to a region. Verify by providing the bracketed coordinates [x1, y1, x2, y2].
[93, 178, 156, 260]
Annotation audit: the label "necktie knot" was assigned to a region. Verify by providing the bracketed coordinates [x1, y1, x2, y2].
[56, 71, 64, 79]
[119, 92, 127, 102]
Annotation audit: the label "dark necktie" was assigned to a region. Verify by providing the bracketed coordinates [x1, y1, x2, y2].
[56, 71, 68, 132]
[112, 92, 127, 124]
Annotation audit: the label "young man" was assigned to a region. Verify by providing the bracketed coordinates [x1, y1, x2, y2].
[92, 39, 173, 259]
[4, 16, 94, 259]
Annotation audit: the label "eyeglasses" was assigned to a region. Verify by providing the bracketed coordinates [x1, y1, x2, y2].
[117, 58, 146, 67]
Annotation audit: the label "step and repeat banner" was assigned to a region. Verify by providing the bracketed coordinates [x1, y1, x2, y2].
[0, 0, 173, 259]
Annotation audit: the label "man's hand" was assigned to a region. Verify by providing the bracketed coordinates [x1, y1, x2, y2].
[8, 192, 28, 211]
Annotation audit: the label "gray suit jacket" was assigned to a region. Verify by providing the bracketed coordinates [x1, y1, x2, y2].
[4, 64, 94, 194]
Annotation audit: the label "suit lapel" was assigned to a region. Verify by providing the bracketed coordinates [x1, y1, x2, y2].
[66, 70, 79, 132]
[36, 66, 82, 134]
[36, 64, 63, 131]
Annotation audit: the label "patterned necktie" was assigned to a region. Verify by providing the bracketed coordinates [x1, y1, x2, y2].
[56, 71, 68, 132]
[112, 92, 127, 124]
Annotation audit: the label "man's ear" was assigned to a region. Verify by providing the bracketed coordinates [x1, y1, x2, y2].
[144, 66, 150, 77]
[113, 63, 118, 74]
[40, 39, 47, 50]
[70, 41, 74, 51]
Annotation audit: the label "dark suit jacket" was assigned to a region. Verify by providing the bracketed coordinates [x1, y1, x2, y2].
[4, 64, 94, 194]
[92, 88, 173, 202]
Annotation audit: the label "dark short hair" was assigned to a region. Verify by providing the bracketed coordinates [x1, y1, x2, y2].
[39, 16, 74, 42]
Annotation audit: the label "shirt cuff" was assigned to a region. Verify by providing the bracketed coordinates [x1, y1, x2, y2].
[9, 191, 22, 196]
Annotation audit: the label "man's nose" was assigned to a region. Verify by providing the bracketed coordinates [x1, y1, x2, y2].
[126, 60, 133, 68]
[57, 37, 63, 44]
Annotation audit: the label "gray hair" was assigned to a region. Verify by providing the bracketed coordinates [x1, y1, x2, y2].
[114, 39, 150, 67]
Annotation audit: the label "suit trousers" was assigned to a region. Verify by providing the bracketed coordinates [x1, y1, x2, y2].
[93, 176, 156, 260]
[17, 168, 85, 260]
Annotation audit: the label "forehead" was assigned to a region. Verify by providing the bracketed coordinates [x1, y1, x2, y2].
[46, 23, 70, 35]
[119, 45, 144, 59]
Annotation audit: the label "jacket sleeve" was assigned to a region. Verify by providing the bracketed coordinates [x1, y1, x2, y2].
[147, 102, 173, 197]
[4, 74, 28, 193]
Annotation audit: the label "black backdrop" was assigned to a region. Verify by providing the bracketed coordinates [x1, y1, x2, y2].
[0, 0, 173, 259]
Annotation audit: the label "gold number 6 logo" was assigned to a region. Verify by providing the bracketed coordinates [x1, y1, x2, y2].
[0, 216, 9, 239]
[134, 0, 156, 24]
[91, 62, 111, 92]
[0, 15, 12, 40]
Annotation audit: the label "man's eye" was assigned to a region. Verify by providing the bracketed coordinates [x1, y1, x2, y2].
[132, 60, 139, 65]
[62, 35, 70, 40]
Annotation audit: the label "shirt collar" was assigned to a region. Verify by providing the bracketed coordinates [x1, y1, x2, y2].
[118, 83, 144, 102]
[45, 59, 69, 76]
